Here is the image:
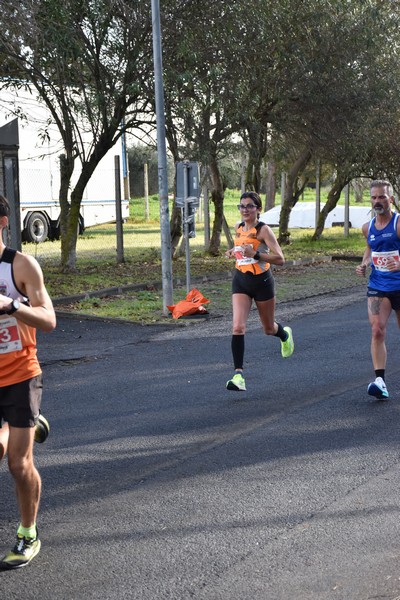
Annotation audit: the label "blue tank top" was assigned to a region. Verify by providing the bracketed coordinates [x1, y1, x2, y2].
[368, 212, 400, 292]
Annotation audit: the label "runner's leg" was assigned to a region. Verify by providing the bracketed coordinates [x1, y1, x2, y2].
[368, 296, 392, 369]
[256, 297, 277, 335]
[232, 293, 252, 336]
[0, 422, 9, 461]
[7, 426, 41, 527]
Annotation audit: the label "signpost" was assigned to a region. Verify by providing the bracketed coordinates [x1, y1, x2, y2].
[176, 161, 200, 293]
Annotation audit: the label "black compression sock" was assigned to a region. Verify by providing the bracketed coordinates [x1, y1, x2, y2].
[274, 322, 288, 341]
[231, 334, 244, 370]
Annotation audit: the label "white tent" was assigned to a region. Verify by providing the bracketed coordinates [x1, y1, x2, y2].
[259, 202, 372, 229]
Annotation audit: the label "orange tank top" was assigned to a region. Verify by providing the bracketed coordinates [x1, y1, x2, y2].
[0, 247, 41, 386]
[234, 222, 270, 275]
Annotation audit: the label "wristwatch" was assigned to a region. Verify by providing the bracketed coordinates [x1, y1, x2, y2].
[253, 250, 261, 261]
[5, 299, 21, 315]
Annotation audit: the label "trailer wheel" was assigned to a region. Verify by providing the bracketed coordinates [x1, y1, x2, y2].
[50, 215, 84, 240]
[24, 212, 49, 243]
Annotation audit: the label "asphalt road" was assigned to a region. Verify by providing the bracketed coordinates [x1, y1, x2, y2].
[1, 289, 400, 600]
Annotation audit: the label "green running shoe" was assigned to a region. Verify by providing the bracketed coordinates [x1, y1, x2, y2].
[226, 373, 246, 391]
[34, 414, 50, 444]
[281, 326, 294, 358]
[0, 530, 41, 570]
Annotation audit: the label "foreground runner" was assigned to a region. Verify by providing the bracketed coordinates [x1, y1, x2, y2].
[0, 194, 56, 570]
[356, 179, 400, 400]
[225, 192, 294, 391]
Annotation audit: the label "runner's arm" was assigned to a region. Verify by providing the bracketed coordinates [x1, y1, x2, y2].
[0, 253, 56, 332]
[356, 222, 371, 277]
[256, 225, 285, 266]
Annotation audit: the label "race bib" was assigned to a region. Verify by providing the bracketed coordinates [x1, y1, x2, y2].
[234, 245, 256, 266]
[0, 317, 22, 354]
[371, 250, 400, 271]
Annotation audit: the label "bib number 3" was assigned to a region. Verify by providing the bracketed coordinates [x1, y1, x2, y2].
[0, 317, 22, 353]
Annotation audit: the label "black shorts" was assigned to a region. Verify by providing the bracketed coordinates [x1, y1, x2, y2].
[0, 375, 43, 428]
[232, 269, 275, 301]
[367, 288, 400, 311]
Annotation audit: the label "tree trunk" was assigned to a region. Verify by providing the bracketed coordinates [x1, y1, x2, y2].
[265, 160, 276, 210]
[208, 154, 225, 255]
[352, 177, 367, 203]
[278, 148, 312, 244]
[170, 204, 183, 257]
[312, 172, 350, 239]
[61, 149, 107, 270]
[165, 127, 182, 256]
[58, 153, 74, 245]
[243, 123, 267, 193]
[245, 159, 254, 191]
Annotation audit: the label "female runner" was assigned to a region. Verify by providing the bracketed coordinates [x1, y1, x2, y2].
[225, 192, 294, 391]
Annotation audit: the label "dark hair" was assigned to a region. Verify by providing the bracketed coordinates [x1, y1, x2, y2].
[240, 191, 262, 210]
[0, 195, 10, 218]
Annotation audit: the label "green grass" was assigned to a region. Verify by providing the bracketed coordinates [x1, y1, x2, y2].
[23, 187, 368, 323]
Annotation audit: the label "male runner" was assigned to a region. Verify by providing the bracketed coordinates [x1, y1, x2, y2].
[0, 194, 56, 569]
[356, 179, 400, 399]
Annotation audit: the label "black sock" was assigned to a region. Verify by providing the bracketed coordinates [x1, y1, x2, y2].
[375, 369, 385, 381]
[274, 322, 288, 341]
[231, 334, 244, 370]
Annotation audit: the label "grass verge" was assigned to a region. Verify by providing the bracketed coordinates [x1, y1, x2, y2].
[48, 227, 365, 324]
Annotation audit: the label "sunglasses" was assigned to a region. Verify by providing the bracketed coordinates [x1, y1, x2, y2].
[237, 204, 258, 210]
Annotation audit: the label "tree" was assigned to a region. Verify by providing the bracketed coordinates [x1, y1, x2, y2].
[1, 0, 155, 269]
[253, 0, 400, 244]
[160, 0, 269, 255]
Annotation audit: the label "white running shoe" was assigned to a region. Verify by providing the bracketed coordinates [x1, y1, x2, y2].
[367, 376, 389, 400]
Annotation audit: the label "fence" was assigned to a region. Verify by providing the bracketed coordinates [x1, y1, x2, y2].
[21, 192, 240, 267]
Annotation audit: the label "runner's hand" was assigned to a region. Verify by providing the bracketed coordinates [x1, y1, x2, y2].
[356, 264, 366, 277]
[386, 256, 400, 271]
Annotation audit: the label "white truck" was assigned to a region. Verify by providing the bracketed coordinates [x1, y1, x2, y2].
[19, 151, 130, 243]
[0, 89, 130, 243]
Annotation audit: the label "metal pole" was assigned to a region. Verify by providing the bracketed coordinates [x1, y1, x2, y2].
[151, 0, 173, 313]
[183, 163, 190, 293]
[144, 162, 149, 220]
[114, 155, 124, 263]
[344, 183, 350, 238]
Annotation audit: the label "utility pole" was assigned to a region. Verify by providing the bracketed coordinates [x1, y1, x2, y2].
[151, 0, 173, 313]
[114, 155, 124, 263]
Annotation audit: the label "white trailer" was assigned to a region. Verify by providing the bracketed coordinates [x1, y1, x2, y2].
[19, 154, 130, 243]
[0, 90, 130, 243]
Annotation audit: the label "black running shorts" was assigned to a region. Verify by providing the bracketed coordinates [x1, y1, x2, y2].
[232, 269, 275, 301]
[367, 287, 400, 311]
[0, 375, 43, 428]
